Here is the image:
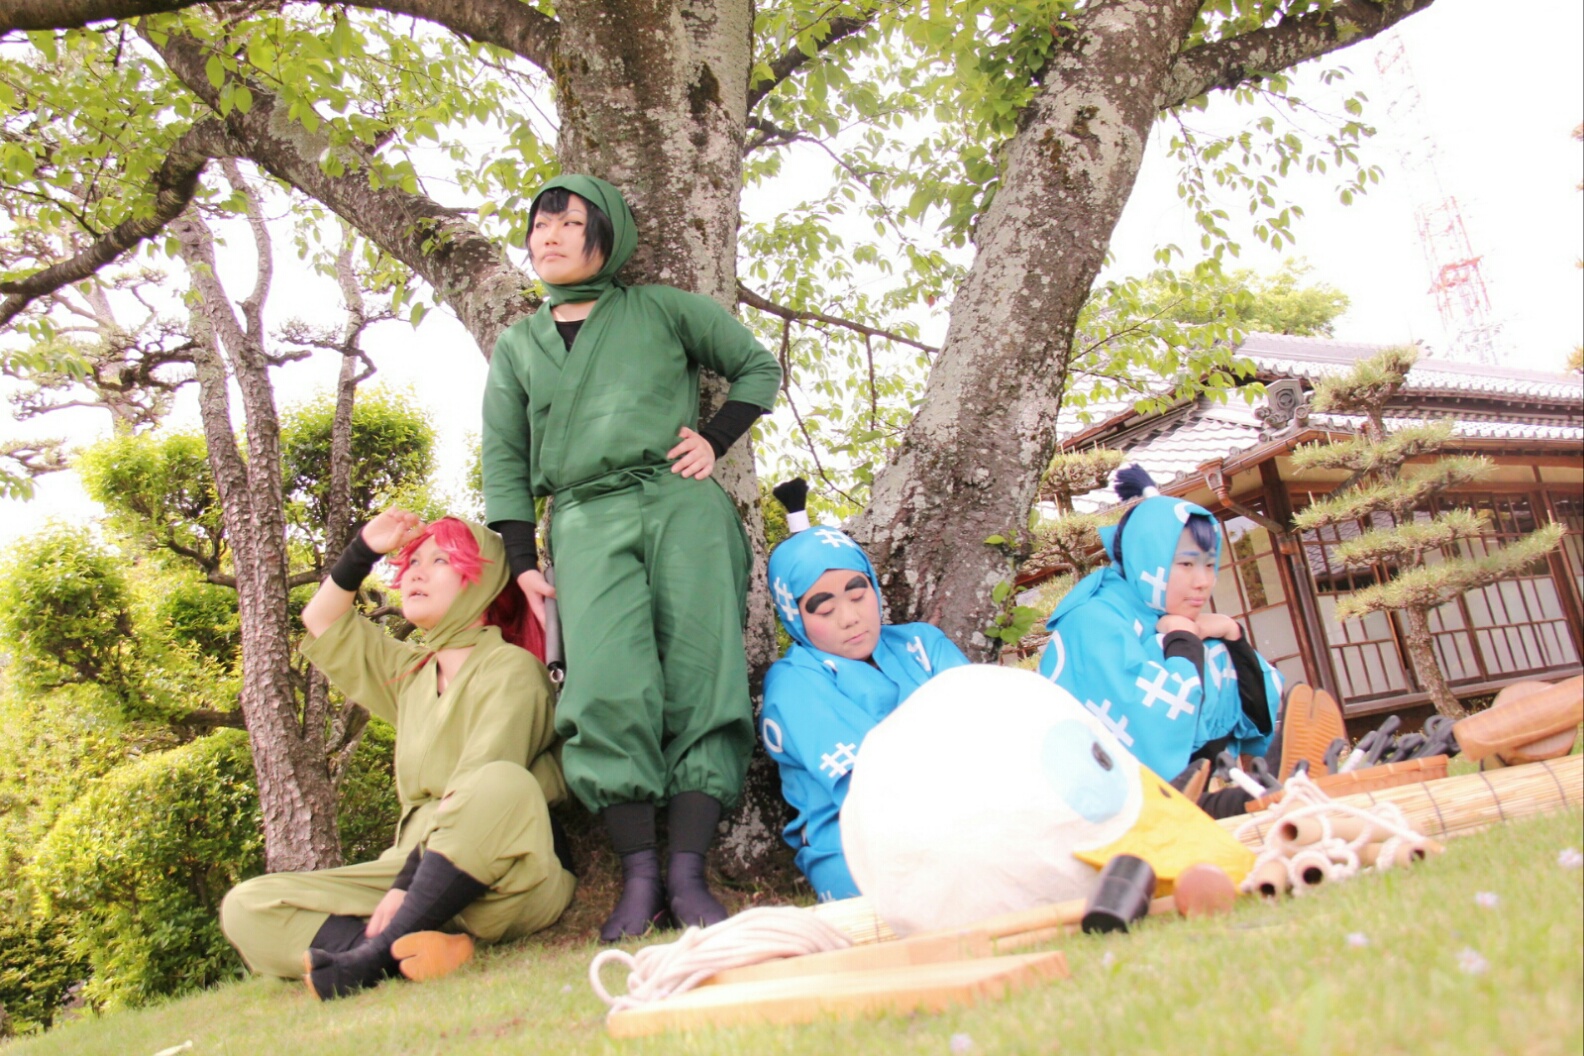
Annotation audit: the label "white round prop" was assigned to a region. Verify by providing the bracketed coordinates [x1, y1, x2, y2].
[841, 664, 1146, 936]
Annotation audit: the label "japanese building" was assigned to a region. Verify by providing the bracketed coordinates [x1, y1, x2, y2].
[1041, 333, 1584, 717]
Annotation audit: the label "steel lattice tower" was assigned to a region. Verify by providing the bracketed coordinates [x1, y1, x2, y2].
[1375, 34, 1503, 365]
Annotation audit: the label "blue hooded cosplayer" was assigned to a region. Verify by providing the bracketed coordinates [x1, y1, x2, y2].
[1038, 494, 1282, 781]
[762, 524, 969, 901]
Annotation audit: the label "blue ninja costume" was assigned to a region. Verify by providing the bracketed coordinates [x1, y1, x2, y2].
[762, 525, 969, 901]
[1038, 495, 1282, 781]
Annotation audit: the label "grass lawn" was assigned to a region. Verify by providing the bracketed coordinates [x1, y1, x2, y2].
[10, 804, 1581, 1056]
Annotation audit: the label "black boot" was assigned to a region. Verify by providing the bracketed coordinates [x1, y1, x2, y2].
[308, 914, 368, 954]
[666, 792, 728, 929]
[600, 803, 667, 942]
[304, 851, 487, 1000]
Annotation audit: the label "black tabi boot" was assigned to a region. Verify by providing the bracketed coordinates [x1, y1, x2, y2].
[665, 791, 729, 930]
[600, 802, 668, 943]
[304, 850, 488, 1001]
[308, 914, 369, 955]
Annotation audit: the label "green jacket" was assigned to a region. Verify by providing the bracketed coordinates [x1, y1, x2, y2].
[481, 284, 781, 522]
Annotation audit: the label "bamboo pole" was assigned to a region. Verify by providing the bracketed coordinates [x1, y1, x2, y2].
[1225, 754, 1581, 850]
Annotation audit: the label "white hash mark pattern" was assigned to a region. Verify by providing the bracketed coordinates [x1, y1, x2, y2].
[1083, 699, 1134, 747]
[820, 742, 858, 779]
[1136, 664, 1200, 720]
[1139, 566, 1169, 609]
[773, 578, 800, 623]
[815, 528, 857, 549]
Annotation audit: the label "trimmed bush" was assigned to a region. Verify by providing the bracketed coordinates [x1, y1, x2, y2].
[336, 720, 401, 865]
[0, 900, 84, 1034]
[29, 729, 264, 1010]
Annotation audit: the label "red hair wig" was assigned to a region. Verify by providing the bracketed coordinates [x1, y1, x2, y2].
[389, 517, 545, 662]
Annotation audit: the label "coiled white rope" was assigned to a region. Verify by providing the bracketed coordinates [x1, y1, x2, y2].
[1234, 769, 1430, 895]
[589, 906, 854, 1013]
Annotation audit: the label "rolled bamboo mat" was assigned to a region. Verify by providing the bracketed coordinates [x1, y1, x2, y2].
[1223, 753, 1582, 850]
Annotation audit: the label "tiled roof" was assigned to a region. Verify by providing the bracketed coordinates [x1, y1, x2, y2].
[1069, 404, 1261, 512]
[1313, 412, 1584, 444]
[1059, 332, 1582, 511]
[1237, 333, 1584, 404]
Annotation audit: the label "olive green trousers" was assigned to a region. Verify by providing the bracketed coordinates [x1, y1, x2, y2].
[220, 760, 575, 979]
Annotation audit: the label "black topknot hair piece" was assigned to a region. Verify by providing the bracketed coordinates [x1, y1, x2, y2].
[1113, 463, 1158, 503]
[772, 478, 809, 515]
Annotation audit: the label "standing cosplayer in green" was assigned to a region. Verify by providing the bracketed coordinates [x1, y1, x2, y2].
[482, 175, 781, 941]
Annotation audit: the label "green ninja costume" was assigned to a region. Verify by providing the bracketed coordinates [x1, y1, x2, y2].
[481, 174, 781, 813]
[220, 521, 575, 980]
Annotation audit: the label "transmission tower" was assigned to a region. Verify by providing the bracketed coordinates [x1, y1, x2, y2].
[1375, 33, 1503, 365]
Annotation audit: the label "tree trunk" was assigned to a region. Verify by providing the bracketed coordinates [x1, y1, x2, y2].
[1401, 605, 1468, 720]
[554, 0, 787, 876]
[851, 1, 1202, 658]
[175, 211, 345, 872]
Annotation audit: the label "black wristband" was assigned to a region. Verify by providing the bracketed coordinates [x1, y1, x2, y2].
[328, 532, 382, 592]
[492, 520, 539, 580]
[699, 400, 766, 458]
[390, 846, 422, 891]
[1161, 629, 1206, 685]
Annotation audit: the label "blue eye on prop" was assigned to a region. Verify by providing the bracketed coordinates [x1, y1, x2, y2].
[1041, 719, 1129, 824]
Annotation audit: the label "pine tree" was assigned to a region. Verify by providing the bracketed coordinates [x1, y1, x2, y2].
[1031, 449, 1126, 577]
[1290, 347, 1566, 719]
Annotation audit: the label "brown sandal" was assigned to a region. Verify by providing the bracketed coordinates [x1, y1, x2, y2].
[1277, 684, 1348, 781]
[391, 931, 476, 982]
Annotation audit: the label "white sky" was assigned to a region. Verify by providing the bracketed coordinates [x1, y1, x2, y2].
[4, 0, 1581, 536]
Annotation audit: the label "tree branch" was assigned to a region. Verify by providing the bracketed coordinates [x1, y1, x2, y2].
[0, 120, 230, 330]
[738, 282, 938, 354]
[147, 27, 533, 350]
[747, 14, 875, 110]
[743, 115, 806, 154]
[1, 0, 205, 33]
[775, 318, 861, 507]
[0, 440, 68, 478]
[1161, 0, 1438, 109]
[2, 0, 561, 73]
[172, 707, 247, 734]
[342, 0, 559, 71]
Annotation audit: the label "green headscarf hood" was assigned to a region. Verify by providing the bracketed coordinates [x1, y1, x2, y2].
[529, 174, 638, 306]
[410, 518, 510, 658]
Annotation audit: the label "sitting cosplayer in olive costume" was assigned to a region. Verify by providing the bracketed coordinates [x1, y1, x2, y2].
[220, 511, 574, 1000]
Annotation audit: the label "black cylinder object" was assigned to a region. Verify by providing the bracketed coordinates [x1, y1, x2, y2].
[1081, 854, 1158, 934]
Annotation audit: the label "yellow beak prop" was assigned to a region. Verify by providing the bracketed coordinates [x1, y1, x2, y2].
[1074, 766, 1254, 896]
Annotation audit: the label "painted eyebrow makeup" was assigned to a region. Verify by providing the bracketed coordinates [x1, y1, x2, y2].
[802, 576, 871, 614]
[803, 592, 834, 614]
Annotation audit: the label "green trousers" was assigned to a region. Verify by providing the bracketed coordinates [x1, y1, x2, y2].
[551, 470, 754, 812]
[220, 761, 575, 980]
